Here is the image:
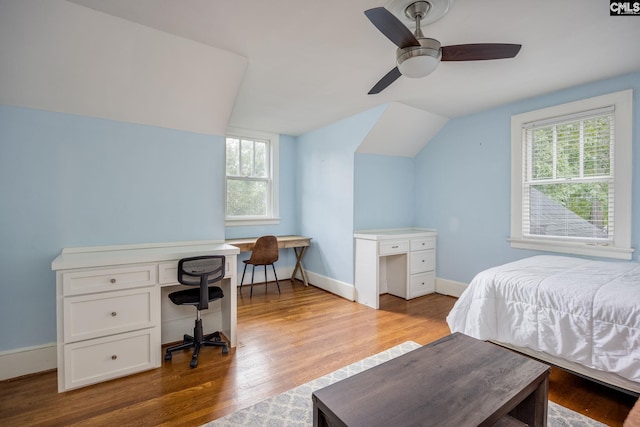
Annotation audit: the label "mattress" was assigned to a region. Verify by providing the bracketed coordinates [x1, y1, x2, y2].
[446, 255, 640, 386]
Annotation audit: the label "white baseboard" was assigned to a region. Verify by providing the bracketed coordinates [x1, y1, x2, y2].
[304, 271, 355, 301]
[302, 273, 464, 302]
[238, 266, 356, 302]
[0, 343, 56, 381]
[435, 277, 467, 298]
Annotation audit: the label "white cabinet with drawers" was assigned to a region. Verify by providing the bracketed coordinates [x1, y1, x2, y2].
[56, 264, 161, 391]
[354, 228, 437, 309]
[52, 240, 239, 392]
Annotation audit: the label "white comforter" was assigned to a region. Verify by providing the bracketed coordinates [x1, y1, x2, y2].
[446, 255, 640, 383]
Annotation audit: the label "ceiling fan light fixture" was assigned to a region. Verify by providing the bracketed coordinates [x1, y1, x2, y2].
[397, 38, 442, 78]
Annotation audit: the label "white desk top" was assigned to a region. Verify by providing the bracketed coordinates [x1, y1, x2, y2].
[353, 228, 437, 241]
[52, 240, 240, 270]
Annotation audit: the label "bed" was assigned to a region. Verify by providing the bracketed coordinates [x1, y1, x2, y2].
[446, 255, 640, 394]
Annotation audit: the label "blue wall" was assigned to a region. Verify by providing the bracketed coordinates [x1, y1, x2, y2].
[0, 105, 226, 351]
[297, 106, 385, 285]
[414, 71, 640, 284]
[354, 153, 414, 230]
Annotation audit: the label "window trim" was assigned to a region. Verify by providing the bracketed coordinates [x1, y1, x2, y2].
[225, 128, 280, 226]
[510, 89, 633, 260]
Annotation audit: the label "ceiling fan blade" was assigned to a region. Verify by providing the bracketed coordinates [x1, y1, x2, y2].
[368, 67, 402, 95]
[364, 7, 420, 49]
[441, 43, 522, 61]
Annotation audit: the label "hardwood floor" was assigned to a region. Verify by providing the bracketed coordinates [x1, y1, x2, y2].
[1, 281, 636, 426]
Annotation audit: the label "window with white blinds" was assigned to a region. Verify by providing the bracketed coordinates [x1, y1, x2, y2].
[523, 107, 614, 242]
[510, 90, 633, 260]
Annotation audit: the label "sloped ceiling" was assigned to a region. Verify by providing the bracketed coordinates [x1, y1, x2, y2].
[49, 0, 640, 154]
[358, 103, 448, 157]
[0, 0, 247, 136]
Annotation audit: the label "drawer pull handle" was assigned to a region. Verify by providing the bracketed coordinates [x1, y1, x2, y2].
[422, 260, 425, 262]
[111, 312, 117, 317]
[110, 278, 116, 284]
[391, 245, 399, 249]
[111, 355, 118, 360]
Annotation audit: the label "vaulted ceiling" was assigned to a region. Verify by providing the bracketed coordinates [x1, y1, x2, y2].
[68, 0, 640, 137]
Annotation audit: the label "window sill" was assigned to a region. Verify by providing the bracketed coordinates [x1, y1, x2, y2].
[225, 217, 281, 227]
[508, 238, 634, 260]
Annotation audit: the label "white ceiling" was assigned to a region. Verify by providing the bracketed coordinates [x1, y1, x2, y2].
[68, 0, 640, 136]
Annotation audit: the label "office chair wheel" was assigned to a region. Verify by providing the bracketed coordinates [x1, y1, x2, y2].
[164, 352, 172, 361]
[190, 357, 198, 368]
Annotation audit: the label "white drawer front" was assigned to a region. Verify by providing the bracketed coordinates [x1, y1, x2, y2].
[158, 262, 179, 285]
[63, 264, 157, 296]
[64, 287, 158, 342]
[379, 240, 409, 255]
[410, 237, 436, 251]
[64, 328, 158, 390]
[410, 249, 435, 274]
[410, 271, 435, 298]
[159, 259, 233, 285]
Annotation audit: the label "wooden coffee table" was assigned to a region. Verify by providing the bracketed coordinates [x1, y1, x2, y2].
[312, 333, 550, 427]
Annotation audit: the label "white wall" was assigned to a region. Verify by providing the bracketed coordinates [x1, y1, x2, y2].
[0, 0, 247, 135]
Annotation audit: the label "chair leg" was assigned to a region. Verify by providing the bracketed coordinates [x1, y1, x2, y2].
[164, 336, 194, 360]
[240, 263, 248, 293]
[272, 263, 280, 294]
[250, 265, 255, 298]
[264, 265, 268, 294]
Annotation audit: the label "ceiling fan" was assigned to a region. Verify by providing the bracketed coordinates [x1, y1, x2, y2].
[365, 0, 522, 94]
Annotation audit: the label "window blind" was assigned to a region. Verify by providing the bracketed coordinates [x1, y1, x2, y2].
[522, 108, 615, 242]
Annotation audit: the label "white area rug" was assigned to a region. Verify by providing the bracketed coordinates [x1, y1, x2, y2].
[205, 341, 605, 427]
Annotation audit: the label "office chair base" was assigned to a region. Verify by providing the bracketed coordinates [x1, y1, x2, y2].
[164, 319, 228, 368]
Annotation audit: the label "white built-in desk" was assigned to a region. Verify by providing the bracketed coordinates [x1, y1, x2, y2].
[51, 240, 239, 392]
[354, 228, 437, 309]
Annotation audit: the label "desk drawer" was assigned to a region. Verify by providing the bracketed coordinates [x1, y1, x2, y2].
[63, 265, 157, 296]
[63, 328, 158, 390]
[410, 250, 435, 274]
[158, 259, 234, 285]
[410, 237, 436, 251]
[64, 287, 158, 342]
[379, 240, 409, 255]
[410, 271, 435, 298]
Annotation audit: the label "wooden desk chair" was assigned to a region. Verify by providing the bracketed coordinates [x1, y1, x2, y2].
[240, 235, 280, 297]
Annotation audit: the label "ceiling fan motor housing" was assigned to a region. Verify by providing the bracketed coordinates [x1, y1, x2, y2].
[397, 37, 442, 78]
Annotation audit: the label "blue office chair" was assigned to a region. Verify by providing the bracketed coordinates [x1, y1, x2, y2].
[164, 255, 228, 368]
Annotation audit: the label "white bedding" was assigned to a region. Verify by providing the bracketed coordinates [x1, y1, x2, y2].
[446, 255, 640, 385]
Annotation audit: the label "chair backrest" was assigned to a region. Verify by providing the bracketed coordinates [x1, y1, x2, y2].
[248, 235, 279, 265]
[178, 255, 225, 310]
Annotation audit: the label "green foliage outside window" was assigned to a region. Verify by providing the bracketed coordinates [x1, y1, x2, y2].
[226, 137, 270, 217]
[527, 116, 611, 237]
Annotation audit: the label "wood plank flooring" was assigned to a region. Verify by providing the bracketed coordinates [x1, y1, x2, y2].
[0, 281, 636, 426]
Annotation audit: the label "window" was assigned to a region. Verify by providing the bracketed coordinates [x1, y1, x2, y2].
[510, 90, 633, 259]
[225, 129, 279, 225]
